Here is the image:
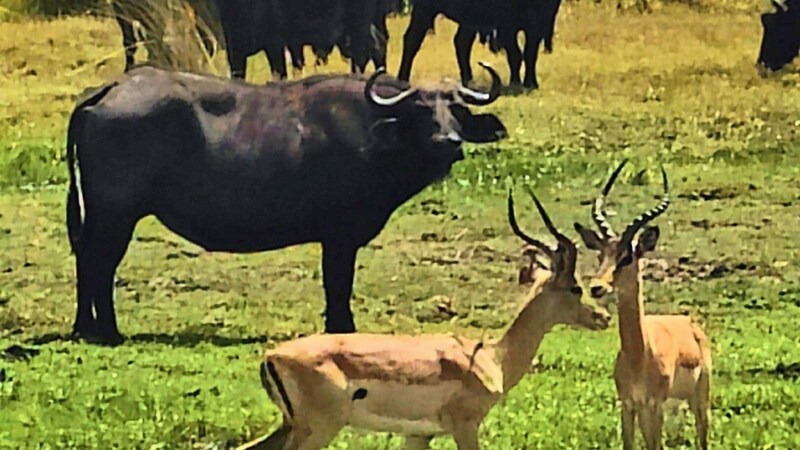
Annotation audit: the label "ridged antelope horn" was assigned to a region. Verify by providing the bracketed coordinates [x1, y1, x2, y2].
[620, 166, 671, 246]
[593, 159, 629, 238]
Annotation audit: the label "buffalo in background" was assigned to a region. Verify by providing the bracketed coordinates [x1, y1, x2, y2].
[758, 0, 800, 72]
[216, 0, 387, 80]
[397, 0, 563, 89]
[64, 64, 507, 344]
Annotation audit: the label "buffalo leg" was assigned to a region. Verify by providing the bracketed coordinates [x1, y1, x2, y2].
[522, 29, 542, 89]
[502, 31, 522, 86]
[321, 241, 359, 333]
[397, 7, 436, 81]
[264, 37, 288, 81]
[74, 215, 137, 345]
[72, 253, 95, 340]
[454, 25, 476, 86]
[197, 25, 216, 57]
[227, 45, 249, 80]
[115, 16, 137, 72]
[370, 22, 388, 71]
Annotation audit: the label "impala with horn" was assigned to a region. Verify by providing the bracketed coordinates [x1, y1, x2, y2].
[574, 160, 712, 450]
[65, 64, 507, 345]
[236, 188, 610, 450]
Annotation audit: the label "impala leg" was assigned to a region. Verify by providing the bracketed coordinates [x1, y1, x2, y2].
[451, 424, 480, 450]
[691, 371, 711, 450]
[621, 401, 636, 450]
[404, 435, 433, 450]
[292, 426, 340, 450]
[235, 424, 292, 450]
[639, 401, 664, 450]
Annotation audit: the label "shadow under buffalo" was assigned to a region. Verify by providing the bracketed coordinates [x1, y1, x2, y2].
[23, 331, 271, 348]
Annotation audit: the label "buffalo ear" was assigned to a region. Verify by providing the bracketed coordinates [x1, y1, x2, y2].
[450, 106, 508, 143]
[458, 113, 508, 143]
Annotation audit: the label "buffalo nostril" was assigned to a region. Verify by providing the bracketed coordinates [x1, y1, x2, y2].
[590, 286, 605, 298]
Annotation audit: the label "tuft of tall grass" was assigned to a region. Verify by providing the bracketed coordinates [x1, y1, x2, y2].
[102, 0, 224, 75]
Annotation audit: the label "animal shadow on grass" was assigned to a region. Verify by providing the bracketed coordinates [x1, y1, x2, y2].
[24, 330, 269, 348]
[500, 84, 536, 96]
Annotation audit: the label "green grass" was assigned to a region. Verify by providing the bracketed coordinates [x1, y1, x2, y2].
[2, 4, 800, 449]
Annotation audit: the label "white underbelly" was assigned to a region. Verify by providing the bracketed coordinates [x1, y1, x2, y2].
[348, 381, 461, 435]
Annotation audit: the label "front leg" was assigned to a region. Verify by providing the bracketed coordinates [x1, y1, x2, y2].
[522, 28, 543, 89]
[321, 241, 359, 333]
[454, 25, 476, 86]
[451, 423, 480, 450]
[621, 400, 636, 450]
[404, 435, 432, 450]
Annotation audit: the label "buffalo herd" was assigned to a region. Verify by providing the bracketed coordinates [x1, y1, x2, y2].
[67, 1, 797, 344]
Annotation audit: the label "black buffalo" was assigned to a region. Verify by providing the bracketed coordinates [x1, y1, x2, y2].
[112, 0, 221, 72]
[65, 64, 507, 345]
[216, 0, 387, 80]
[758, 0, 800, 72]
[397, 0, 563, 89]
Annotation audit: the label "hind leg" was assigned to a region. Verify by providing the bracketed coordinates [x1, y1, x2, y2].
[235, 424, 292, 450]
[453, 25, 476, 86]
[397, 6, 435, 81]
[73, 213, 138, 345]
[690, 372, 711, 450]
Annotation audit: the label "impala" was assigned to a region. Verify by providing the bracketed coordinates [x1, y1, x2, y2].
[237, 188, 611, 450]
[574, 160, 712, 450]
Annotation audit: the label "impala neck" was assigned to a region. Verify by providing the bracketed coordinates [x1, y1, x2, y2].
[496, 273, 558, 390]
[615, 259, 646, 368]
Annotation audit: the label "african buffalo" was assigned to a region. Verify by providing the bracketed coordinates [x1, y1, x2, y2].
[397, 0, 563, 89]
[65, 64, 507, 345]
[112, 0, 221, 72]
[216, 0, 385, 81]
[758, 0, 800, 72]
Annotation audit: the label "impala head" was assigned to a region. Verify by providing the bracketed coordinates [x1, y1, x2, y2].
[573, 159, 671, 300]
[508, 188, 611, 331]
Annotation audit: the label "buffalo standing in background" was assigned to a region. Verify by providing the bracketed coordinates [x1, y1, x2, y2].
[216, 0, 386, 80]
[65, 64, 507, 345]
[758, 0, 800, 72]
[397, 0, 563, 89]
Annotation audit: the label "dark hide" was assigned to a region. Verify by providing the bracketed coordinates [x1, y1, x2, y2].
[112, 0, 221, 72]
[397, 0, 563, 89]
[214, 0, 386, 81]
[65, 66, 507, 344]
[758, 0, 800, 72]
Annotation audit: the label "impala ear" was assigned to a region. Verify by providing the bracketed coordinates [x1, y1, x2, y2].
[635, 226, 660, 255]
[574, 222, 603, 251]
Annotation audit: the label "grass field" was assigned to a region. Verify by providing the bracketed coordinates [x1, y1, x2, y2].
[1, 4, 800, 449]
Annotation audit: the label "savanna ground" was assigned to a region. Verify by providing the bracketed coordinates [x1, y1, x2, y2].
[1, 3, 800, 449]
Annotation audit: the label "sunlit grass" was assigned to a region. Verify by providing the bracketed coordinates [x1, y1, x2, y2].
[1, 4, 799, 449]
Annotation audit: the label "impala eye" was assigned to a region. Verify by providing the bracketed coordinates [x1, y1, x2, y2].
[570, 286, 583, 296]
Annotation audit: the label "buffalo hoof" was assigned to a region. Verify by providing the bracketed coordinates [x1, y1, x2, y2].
[523, 80, 539, 90]
[71, 325, 125, 347]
